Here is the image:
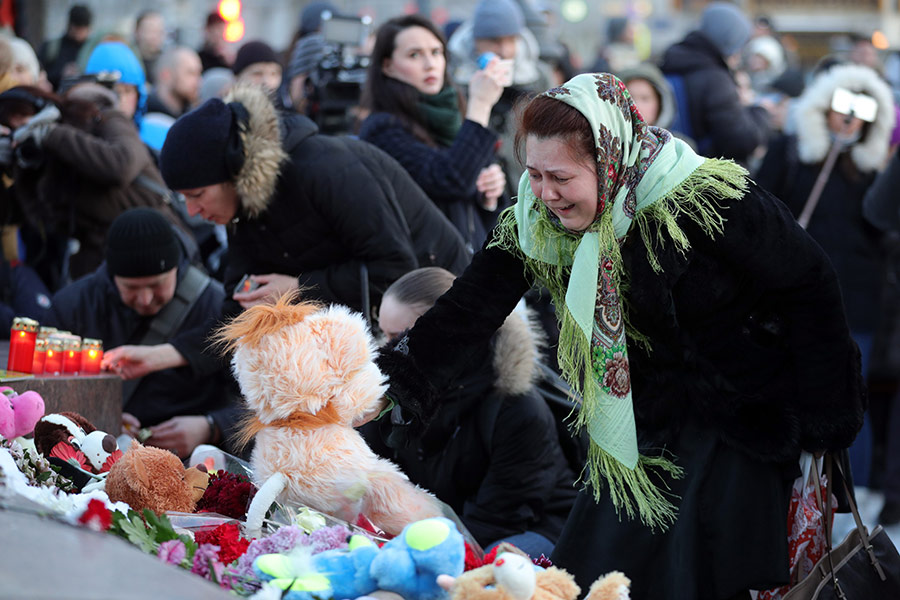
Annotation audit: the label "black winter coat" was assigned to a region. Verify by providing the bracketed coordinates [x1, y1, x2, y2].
[390, 183, 863, 462]
[660, 31, 769, 163]
[756, 134, 884, 333]
[222, 89, 470, 320]
[359, 113, 500, 252]
[363, 313, 575, 547]
[45, 261, 236, 435]
[378, 183, 863, 594]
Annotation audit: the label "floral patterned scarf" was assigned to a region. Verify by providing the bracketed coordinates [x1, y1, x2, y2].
[490, 73, 748, 530]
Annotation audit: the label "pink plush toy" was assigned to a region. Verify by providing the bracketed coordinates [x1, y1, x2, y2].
[0, 386, 45, 439]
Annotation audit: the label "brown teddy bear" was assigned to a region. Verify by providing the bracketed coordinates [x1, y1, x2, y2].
[105, 441, 210, 514]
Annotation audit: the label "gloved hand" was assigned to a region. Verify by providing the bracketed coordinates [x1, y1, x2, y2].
[374, 338, 441, 449]
[13, 104, 61, 149]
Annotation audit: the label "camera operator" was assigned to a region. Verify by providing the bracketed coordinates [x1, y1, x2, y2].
[293, 12, 371, 135]
[0, 83, 186, 291]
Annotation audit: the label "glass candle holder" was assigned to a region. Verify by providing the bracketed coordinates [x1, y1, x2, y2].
[80, 338, 103, 375]
[44, 336, 64, 375]
[62, 337, 82, 375]
[8, 317, 38, 373]
[32, 338, 47, 375]
[37, 326, 58, 341]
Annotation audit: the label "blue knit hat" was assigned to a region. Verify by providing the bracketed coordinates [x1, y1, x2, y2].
[85, 41, 147, 120]
[700, 2, 751, 58]
[472, 0, 524, 40]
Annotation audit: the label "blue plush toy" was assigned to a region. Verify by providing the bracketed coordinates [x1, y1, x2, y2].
[369, 517, 465, 600]
[312, 535, 381, 599]
[253, 534, 380, 599]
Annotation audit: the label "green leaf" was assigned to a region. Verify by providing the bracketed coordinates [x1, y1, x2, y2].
[109, 509, 158, 554]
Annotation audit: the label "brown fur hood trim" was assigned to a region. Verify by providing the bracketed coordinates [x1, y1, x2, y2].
[224, 84, 288, 218]
[493, 307, 546, 396]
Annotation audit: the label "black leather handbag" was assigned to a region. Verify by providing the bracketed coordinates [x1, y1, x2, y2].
[784, 455, 900, 599]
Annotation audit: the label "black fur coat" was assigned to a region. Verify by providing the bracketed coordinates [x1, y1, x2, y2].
[379, 182, 865, 465]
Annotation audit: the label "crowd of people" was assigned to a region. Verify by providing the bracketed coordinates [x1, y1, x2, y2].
[2, 1, 900, 597]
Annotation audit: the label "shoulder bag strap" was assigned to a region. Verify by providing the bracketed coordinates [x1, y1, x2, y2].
[121, 265, 211, 405]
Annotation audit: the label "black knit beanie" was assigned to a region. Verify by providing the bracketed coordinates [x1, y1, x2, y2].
[106, 208, 181, 278]
[160, 98, 235, 192]
[232, 41, 280, 76]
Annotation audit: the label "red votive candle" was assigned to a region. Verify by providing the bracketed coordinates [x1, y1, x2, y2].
[80, 338, 103, 375]
[32, 338, 47, 375]
[62, 337, 82, 375]
[8, 317, 38, 373]
[44, 336, 64, 375]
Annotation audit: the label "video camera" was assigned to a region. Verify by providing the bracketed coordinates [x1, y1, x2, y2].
[307, 11, 372, 135]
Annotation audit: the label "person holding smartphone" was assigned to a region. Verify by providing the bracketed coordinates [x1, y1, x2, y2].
[756, 62, 896, 491]
[159, 82, 470, 322]
[359, 14, 507, 254]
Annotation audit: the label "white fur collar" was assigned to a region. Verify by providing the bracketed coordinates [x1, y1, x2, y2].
[793, 64, 895, 173]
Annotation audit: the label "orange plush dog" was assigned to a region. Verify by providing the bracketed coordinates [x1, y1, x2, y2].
[218, 293, 441, 536]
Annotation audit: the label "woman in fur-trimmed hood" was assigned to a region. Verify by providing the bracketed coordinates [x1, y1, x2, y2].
[757, 63, 893, 338]
[756, 63, 893, 489]
[363, 267, 577, 556]
[159, 84, 470, 320]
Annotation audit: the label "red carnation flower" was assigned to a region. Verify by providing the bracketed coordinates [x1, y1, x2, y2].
[78, 498, 112, 531]
[194, 522, 250, 565]
[195, 471, 257, 520]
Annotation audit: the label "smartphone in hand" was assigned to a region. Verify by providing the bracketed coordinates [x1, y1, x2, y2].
[233, 274, 260, 296]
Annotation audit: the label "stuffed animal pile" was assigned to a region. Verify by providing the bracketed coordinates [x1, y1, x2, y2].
[217, 294, 442, 536]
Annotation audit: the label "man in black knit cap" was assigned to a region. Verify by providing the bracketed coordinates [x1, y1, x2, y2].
[45, 208, 238, 459]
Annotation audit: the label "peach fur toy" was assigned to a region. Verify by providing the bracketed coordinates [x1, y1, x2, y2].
[216, 293, 442, 537]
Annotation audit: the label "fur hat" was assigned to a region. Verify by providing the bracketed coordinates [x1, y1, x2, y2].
[472, 0, 524, 40]
[699, 2, 751, 58]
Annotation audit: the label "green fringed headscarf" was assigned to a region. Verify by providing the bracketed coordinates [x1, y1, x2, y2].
[489, 73, 749, 530]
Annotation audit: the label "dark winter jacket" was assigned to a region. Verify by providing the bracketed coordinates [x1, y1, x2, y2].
[45, 259, 237, 436]
[756, 136, 882, 332]
[364, 311, 576, 547]
[660, 31, 769, 162]
[380, 183, 864, 470]
[222, 86, 471, 320]
[755, 64, 896, 333]
[359, 113, 500, 252]
[12, 94, 179, 285]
